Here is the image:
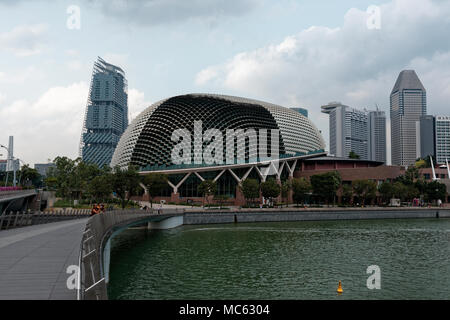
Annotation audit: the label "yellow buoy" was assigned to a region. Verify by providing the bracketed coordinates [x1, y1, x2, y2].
[337, 281, 343, 294]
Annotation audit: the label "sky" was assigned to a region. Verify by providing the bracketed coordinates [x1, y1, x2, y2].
[0, 0, 449, 166]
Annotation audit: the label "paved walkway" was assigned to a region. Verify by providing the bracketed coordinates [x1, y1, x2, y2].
[0, 219, 88, 300]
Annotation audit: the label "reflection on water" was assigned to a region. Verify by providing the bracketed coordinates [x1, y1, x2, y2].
[108, 219, 450, 300]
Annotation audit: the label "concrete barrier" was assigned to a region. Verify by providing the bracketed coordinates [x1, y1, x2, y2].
[78, 209, 184, 300]
[184, 208, 450, 225]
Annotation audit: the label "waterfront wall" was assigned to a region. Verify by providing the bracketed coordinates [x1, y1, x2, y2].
[184, 209, 450, 225]
[79, 209, 184, 300]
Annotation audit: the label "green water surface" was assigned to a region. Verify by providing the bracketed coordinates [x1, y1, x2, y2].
[108, 219, 450, 300]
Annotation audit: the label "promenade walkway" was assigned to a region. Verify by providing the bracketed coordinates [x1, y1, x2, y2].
[0, 218, 88, 300]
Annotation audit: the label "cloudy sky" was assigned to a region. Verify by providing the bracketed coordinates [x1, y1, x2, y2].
[0, 0, 449, 166]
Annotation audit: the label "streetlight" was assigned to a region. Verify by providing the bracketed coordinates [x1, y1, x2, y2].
[0, 144, 19, 187]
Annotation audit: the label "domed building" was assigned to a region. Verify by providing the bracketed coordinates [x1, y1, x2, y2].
[111, 94, 326, 204]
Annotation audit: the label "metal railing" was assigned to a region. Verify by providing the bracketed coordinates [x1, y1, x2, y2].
[0, 189, 36, 200]
[77, 208, 185, 300]
[0, 209, 91, 231]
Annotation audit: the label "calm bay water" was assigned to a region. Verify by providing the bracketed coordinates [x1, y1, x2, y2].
[108, 219, 450, 300]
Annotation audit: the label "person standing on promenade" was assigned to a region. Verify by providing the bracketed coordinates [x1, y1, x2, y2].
[90, 203, 98, 216]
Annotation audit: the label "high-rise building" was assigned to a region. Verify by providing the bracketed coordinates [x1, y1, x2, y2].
[322, 102, 386, 162]
[0, 159, 19, 172]
[435, 116, 450, 164]
[321, 102, 369, 160]
[390, 70, 427, 166]
[416, 115, 450, 164]
[368, 110, 386, 163]
[80, 57, 128, 167]
[34, 163, 56, 177]
[291, 107, 308, 118]
[416, 115, 435, 160]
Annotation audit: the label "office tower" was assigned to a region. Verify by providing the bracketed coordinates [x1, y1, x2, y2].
[368, 110, 386, 163]
[390, 70, 427, 166]
[291, 107, 308, 118]
[34, 163, 56, 177]
[0, 159, 19, 172]
[321, 102, 369, 159]
[434, 116, 450, 164]
[80, 57, 128, 167]
[416, 115, 436, 159]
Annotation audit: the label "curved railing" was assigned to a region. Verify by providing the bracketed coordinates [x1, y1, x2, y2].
[77, 209, 184, 300]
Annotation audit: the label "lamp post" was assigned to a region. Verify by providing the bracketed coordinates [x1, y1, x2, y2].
[0, 144, 17, 187]
[0, 153, 4, 187]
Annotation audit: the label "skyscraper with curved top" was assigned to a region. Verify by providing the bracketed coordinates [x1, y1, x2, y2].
[390, 70, 426, 166]
[80, 57, 128, 167]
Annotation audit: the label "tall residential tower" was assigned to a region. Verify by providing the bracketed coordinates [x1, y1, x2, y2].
[368, 110, 387, 163]
[80, 57, 128, 167]
[390, 70, 426, 166]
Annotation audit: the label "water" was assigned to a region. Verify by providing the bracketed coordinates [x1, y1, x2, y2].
[108, 219, 450, 300]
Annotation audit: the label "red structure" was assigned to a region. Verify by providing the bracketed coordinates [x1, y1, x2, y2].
[296, 156, 404, 183]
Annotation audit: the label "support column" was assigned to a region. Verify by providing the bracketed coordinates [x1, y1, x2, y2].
[288, 176, 294, 205]
[235, 185, 246, 206]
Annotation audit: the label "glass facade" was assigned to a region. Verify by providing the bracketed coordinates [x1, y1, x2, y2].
[390, 70, 427, 166]
[435, 116, 450, 164]
[80, 57, 128, 167]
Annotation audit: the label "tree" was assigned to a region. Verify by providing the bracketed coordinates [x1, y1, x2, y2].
[18, 165, 41, 188]
[213, 194, 229, 209]
[341, 184, 353, 205]
[404, 166, 419, 184]
[390, 181, 420, 203]
[87, 174, 113, 203]
[198, 180, 217, 207]
[291, 177, 311, 207]
[405, 184, 420, 202]
[310, 171, 342, 205]
[414, 179, 427, 196]
[415, 159, 427, 169]
[425, 180, 446, 203]
[280, 180, 292, 207]
[47, 156, 77, 199]
[44, 176, 58, 191]
[352, 180, 377, 206]
[260, 179, 281, 206]
[240, 178, 260, 207]
[378, 182, 394, 204]
[349, 151, 360, 159]
[141, 173, 168, 208]
[111, 166, 141, 209]
[392, 181, 408, 201]
[72, 160, 103, 200]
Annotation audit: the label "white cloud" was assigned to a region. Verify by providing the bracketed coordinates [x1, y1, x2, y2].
[0, 82, 89, 164]
[89, 0, 260, 27]
[195, 67, 219, 86]
[66, 60, 83, 71]
[128, 88, 151, 121]
[0, 66, 44, 84]
[0, 24, 47, 57]
[195, 0, 450, 164]
[0, 82, 150, 165]
[102, 53, 129, 70]
[65, 49, 79, 57]
[0, 92, 6, 104]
